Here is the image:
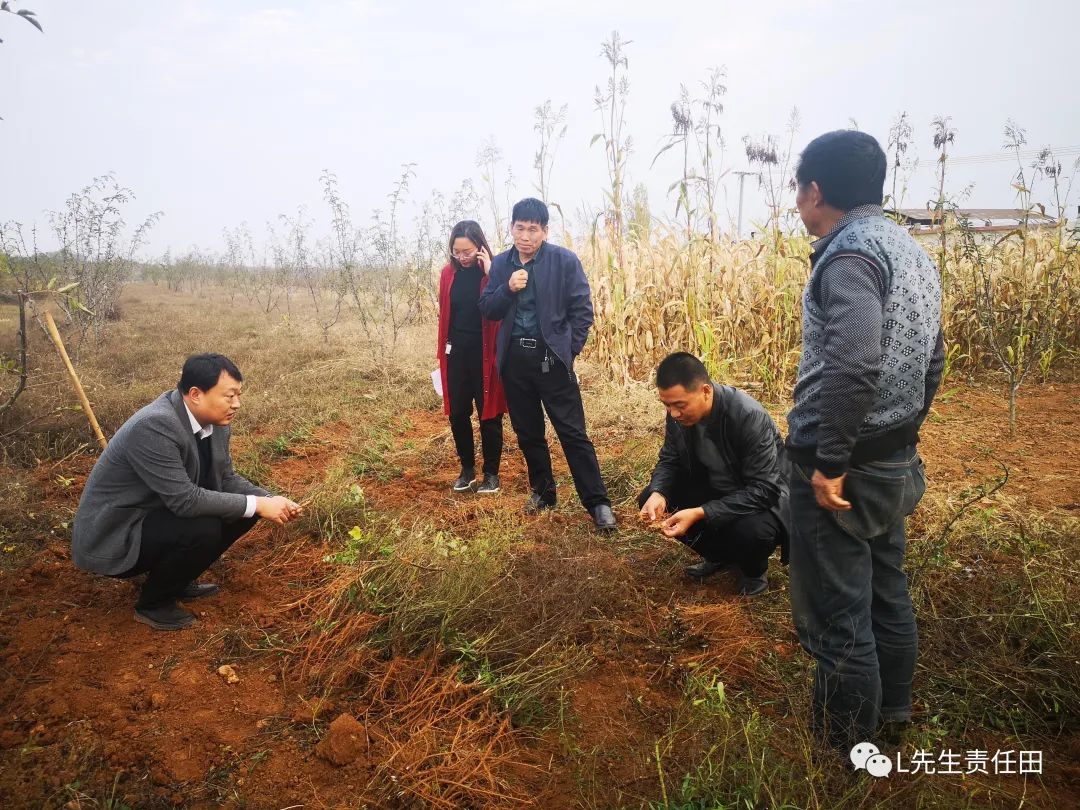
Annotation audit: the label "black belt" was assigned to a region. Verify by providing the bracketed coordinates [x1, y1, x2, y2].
[511, 336, 545, 349]
[786, 424, 920, 470]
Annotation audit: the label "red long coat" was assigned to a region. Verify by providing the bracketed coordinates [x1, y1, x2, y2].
[437, 263, 507, 420]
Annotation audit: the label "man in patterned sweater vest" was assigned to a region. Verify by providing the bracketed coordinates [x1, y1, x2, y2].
[786, 130, 944, 752]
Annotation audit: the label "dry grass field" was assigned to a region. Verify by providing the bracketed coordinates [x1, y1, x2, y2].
[0, 276, 1077, 808]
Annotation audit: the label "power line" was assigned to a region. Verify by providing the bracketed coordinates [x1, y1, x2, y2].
[945, 146, 1080, 166]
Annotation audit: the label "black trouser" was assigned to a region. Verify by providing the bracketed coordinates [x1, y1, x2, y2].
[117, 509, 258, 609]
[501, 339, 610, 510]
[637, 482, 780, 577]
[446, 335, 503, 476]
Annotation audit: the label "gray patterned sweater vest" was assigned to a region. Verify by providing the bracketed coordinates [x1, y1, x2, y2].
[787, 214, 942, 461]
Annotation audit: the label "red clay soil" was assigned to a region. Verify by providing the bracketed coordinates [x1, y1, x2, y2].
[919, 381, 1080, 511]
[0, 381, 1076, 807]
[0, 408, 642, 808]
[0, 534, 375, 806]
[364, 409, 527, 514]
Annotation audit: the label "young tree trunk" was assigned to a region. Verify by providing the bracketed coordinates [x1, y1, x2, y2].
[0, 291, 29, 417]
[1008, 378, 1019, 437]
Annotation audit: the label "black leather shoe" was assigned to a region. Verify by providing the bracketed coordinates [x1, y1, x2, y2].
[475, 474, 501, 494]
[590, 504, 617, 532]
[134, 602, 196, 631]
[452, 469, 476, 493]
[524, 493, 555, 514]
[685, 559, 726, 579]
[177, 582, 219, 600]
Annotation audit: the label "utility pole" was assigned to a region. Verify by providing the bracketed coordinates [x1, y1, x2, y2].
[733, 171, 758, 239]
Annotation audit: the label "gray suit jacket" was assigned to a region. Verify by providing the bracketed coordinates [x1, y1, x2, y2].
[72, 389, 269, 575]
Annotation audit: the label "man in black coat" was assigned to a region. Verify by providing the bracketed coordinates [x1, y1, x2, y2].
[638, 353, 788, 595]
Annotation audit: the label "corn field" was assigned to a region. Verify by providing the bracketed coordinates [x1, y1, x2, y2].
[578, 224, 1080, 399]
[581, 226, 811, 395]
[947, 227, 1080, 369]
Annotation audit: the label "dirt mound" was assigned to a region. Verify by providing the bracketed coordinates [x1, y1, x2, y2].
[315, 713, 368, 766]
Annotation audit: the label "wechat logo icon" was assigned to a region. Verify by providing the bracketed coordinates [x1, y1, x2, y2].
[850, 742, 893, 778]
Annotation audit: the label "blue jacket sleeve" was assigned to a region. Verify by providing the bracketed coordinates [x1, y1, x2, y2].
[478, 259, 515, 321]
[566, 253, 594, 357]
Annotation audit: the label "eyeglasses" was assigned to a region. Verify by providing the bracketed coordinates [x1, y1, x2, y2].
[451, 249, 478, 260]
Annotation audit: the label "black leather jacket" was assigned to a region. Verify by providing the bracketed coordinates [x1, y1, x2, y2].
[645, 383, 790, 545]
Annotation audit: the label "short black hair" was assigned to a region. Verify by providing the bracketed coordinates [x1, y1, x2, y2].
[655, 352, 710, 390]
[795, 130, 887, 211]
[178, 353, 243, 394]
[511, 197, 549, 227]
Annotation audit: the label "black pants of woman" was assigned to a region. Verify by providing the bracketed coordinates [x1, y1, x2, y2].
[446, 337, 502, 475]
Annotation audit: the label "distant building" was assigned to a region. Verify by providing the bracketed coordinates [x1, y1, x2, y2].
[886, 208, 1059, 237]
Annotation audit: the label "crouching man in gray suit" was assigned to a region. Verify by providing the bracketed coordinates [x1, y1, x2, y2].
[73, 353, 302, 631]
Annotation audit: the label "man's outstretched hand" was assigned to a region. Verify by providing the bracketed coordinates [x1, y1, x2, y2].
[660, 507, 705, 539]
[639, 491, 668, 522]
[256, 495, 303, 525]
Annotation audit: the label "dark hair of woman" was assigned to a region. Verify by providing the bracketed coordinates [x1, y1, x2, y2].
[448, 220, 494, 271]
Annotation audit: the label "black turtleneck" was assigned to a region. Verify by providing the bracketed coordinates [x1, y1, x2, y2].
[449, 263, 484, 345]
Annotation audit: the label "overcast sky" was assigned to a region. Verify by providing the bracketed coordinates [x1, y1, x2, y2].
[2, 0, 1078, 256]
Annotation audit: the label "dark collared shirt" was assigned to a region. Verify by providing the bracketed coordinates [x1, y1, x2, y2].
[510, 242, 545, 338]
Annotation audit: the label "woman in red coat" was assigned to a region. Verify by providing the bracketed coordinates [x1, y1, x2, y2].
[437, 220, 507, 493]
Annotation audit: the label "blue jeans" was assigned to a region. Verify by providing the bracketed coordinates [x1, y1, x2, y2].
[787, 447, 926, 748]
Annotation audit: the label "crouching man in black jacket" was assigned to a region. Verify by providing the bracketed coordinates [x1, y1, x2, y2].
[639, 353, 789, 596]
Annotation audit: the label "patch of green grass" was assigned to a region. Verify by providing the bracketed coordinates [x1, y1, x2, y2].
[349, 427, 403, 482]
[909, 494, 1080, 739]
[299, 481, 369, 543]
[597, 437, 656, 503]
[260, 424, 314, 459]
[639, 492, 1079, 810]
[231, 451, 272, 491]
